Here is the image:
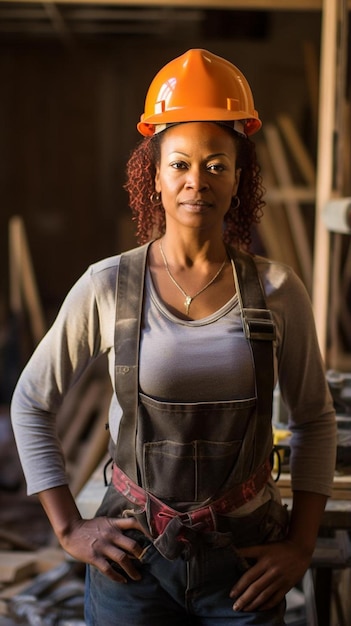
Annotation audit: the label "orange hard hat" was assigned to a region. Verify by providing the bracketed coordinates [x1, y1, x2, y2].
[137, 49, 261, 137]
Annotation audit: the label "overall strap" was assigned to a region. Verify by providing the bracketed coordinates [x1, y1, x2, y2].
[229, 247, 276, 427]
[114, 242, 150, 482]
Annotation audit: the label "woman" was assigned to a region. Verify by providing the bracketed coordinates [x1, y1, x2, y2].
[11, 49, 336, 625]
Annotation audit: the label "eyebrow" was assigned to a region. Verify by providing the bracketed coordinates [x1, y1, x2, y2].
[168, 151, 230, 159]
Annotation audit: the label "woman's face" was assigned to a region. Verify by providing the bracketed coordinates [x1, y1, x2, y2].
[154, 122, 241, 235]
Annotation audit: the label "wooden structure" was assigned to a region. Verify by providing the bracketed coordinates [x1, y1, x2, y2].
[312, 0, 349, 361]
[6, 0, 351, 8]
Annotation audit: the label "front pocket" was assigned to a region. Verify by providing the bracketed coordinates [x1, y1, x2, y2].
[143, 439, 242, 501]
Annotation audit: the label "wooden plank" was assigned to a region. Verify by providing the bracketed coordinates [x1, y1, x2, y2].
[34, 547, 66, 573]
[8, 216, 46, 345]
[0, 578, 34, 601]
[0, 553, 36, 584]
[0, 529, 36, 552]
[264, 123, 313, 291]
[264, 186, 315, 204]
[277, 115, 316, 187]
[256, 141, 302, 276]
[61, 380, 103, 459]
[8, 216, 23, 317]
[70, 433, 109, 497]
[69, 388, 111, 497]
[76, 457, 109, 518]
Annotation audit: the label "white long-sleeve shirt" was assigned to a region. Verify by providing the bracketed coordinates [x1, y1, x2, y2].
[11, 252, 336, 498]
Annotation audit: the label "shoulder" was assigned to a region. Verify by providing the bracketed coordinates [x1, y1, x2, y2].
[85, 243, 150, 299]
[228, 247, 309, 303]
[252, 254, 309, 301]
[251, 255, 317, 341]
[87, 254, 121, 288]
[88, 243, 150, 279]
[60, 255, 122, 310]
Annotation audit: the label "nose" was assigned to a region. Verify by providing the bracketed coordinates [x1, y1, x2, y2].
[184, 165, 209, 191]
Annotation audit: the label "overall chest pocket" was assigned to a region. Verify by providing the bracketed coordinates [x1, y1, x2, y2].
[143, 438, 243, 501]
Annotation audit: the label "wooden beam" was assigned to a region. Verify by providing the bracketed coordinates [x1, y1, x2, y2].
[3, 0, 350, 11]
[42, 1, 72, 43]
[8, 216, 46, 345]
[264, 123, 313, 290]
[277, 115, 316, 187]
[265, 187, 315, 203]
[312, 0, 339, 360]
[256, 141, 302, 277]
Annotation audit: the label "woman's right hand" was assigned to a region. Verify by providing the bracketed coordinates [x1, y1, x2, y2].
[38, 485, 146, 583]
[59, 515, 146, 582]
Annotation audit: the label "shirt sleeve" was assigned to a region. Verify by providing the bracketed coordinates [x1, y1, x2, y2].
[260, 258, 337, 496]
[10, 259, 117, 495]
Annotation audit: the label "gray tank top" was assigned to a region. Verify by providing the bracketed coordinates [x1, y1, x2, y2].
[139, 269, 255, 403]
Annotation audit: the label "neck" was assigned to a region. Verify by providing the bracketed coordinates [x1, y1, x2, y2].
[160, 233, 227, 267]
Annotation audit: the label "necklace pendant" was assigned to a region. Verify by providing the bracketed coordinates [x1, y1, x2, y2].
[184, 295, 192, 315]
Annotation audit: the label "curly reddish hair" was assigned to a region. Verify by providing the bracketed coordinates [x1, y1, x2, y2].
[124, 127, 265, 249]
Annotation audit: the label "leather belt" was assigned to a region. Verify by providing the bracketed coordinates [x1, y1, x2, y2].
[112, 458, 272, 539]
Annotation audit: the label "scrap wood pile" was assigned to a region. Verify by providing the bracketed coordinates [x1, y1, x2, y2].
[0, 543, 86, 626]
[0, 356, 112, 624]
[0, 453, 87, 625]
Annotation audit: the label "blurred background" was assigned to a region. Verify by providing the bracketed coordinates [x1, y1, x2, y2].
[0, 2, 329, 357]
[0, 2, 350, 625]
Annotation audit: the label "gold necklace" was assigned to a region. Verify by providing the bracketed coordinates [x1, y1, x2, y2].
[159, 240, 227, 315]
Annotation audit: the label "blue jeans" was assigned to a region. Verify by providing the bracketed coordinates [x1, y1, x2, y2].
[84, 530, 286, 625]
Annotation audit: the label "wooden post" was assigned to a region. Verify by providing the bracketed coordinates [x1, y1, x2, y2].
[312, 0, 339, 360]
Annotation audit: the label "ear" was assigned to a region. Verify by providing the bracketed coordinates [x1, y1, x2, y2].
[155, 165, 161, 193]
[233, 168, 241, 195]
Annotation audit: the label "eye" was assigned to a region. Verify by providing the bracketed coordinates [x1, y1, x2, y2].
[207, 162, 226, 173]
[170, 160, 188, 170]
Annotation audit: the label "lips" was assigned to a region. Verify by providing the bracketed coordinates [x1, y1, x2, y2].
[179, 199, 212, 210]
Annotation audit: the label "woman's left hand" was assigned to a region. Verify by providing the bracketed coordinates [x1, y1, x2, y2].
[229, 539, 311, 612]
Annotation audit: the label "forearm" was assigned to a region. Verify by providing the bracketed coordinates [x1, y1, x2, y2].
[287, 490, 328, 558]
[38, 484, 82, 544]
[38, 484, 143, 582]
[230, 490, 328, 611]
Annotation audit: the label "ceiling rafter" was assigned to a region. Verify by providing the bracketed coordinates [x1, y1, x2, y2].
[0, 0, 337, 9]
[0, 0, 349, 40]
[42, 1, 71, 41]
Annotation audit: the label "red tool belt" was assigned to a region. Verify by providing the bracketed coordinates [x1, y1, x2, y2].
[112, 458, 272, 538]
